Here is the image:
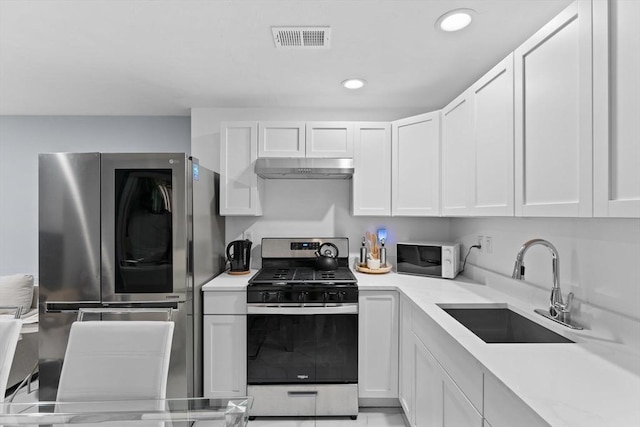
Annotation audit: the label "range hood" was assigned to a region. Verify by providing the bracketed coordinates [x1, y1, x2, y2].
[255, 158, 354, 179]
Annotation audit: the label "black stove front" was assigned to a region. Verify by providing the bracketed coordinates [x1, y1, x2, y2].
[245, 238, 359, 418]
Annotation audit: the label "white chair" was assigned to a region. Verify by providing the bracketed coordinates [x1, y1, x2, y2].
[54, 320, 174, 427]
[57, 320, 174, 405]
[0, 319, 22, 404]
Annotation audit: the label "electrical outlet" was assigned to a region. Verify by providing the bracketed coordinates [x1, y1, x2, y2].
[243, 230, 253, 243]
[477, 235, 484, 252]
[485, 236, 493, 254]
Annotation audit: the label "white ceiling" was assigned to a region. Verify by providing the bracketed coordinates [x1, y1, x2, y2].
[0, 0, 573, 116]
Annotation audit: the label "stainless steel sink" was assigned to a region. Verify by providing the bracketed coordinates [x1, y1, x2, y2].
[439, 305, 574, 344]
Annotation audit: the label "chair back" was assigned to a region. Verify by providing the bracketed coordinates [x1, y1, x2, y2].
[56, 320, 174, 403]
[0, 319, 22, 404]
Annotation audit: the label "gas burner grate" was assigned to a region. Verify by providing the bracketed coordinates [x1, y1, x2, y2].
[271, 268, 291, 280]
[319, 272, 336, 279]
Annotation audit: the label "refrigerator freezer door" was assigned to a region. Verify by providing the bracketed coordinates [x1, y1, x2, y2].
[39, 152, 101, 304]
[39, 153, 102, 400]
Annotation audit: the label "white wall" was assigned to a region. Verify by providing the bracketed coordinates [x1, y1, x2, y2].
[226, 178, 450, 267]
[0, 116, 191, 277]
[451, 217, 640, 321]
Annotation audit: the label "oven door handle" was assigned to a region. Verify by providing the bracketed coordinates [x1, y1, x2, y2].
[247, 304, 358, 315]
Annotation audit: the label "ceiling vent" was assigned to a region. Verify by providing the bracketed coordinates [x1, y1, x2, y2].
[271, 27, 331, 49]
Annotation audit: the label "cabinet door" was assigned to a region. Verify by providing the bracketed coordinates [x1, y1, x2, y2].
[392, 112, 441, 216]
[399, 296, 414, 424]
[414, 336, 483, 427]
[471, 53, 515, 216]
[352, 122, 391, 216]
[593, 0, 640, 217]
[220, 122, 263, 216]
[514, 1, 593, 217]
[442, 369, 483, 427]
[203, 314, 247, 398]
[258, 121, 305, 158]
[414, 338, 442, 427]
[484, 373, 549, 427]
[305, 121, 354, 158]
[358, 291, 399, 399]
[441, 90, 473, 216]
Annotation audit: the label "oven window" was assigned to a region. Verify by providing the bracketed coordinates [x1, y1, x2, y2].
[247, 314, 358, 384]
[114, 169, 173, 294]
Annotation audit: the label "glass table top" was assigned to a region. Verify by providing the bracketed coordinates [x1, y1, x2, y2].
[0, 397, 252, 426]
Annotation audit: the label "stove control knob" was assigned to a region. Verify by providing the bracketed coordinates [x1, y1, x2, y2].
[338, 291, 346, 302]
[260, 291, 269, 303]
[298, 292, 307, 302]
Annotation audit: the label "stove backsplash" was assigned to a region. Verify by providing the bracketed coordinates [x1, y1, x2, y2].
[225, 179, 451, 269]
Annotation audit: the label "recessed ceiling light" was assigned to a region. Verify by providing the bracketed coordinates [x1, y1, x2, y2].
[341, 78, 366, 90]
[436, 9, 475, 32]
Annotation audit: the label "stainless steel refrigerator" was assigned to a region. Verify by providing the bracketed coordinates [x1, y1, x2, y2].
[38, 152, 225, 400]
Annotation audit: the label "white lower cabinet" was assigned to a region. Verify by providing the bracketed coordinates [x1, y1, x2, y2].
[400, 296, 482, 427]
[442, 368, 483, 427]
[413, 337, 441, 426]
[358, 290, 399, 400]
[203, 290, 247, 398]
[203, 314, 247, 398]
[414, 336, 482, 427]
[484, 373, 549, 427]
[399, 296, 413, 417]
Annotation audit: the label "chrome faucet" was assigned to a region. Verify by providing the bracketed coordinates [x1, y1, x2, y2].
[512, 239, 582, 329]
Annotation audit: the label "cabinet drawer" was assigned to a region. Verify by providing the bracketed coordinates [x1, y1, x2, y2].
[203, 291, 246, 314]
[412, 307, 483, 412]
[248, 384, 358, 417]
[484, 373, 550, 427]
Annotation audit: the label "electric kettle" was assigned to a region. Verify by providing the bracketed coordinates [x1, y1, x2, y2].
[226, 239, 252, 272]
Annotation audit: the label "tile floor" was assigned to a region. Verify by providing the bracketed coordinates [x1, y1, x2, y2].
[10, 382, 408, 427]
[248, 408, 408, 427]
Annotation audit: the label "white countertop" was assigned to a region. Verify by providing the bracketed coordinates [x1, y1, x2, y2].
[203, 267, 640, 427]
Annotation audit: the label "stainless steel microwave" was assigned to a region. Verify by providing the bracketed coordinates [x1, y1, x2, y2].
[396, 242, 461, 279]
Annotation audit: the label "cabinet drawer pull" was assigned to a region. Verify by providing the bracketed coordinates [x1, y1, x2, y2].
[287, 391, 318, 396]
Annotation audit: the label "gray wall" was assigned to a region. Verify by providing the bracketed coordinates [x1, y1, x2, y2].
[0, 116, 191, 278]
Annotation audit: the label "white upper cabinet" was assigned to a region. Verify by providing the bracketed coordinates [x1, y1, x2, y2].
[306, 122, 354, 158]
[352, 122, 391, 216]
[258, 121, 305, 157]
[514, 1, 593, 217]
[257, 121, 354, 158]
[593, 0, 640, 218]
[470, 53, 515, 216]
[441, 90, 473, 216]
[220, 121, 263, 216]
[392, 112, 441, 216]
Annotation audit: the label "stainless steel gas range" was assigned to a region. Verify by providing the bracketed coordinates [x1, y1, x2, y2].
[246, 237, 359, 419]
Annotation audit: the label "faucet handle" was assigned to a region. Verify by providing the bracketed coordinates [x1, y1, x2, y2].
[563, 292, 574, 311]
[554, 291, 574, 313]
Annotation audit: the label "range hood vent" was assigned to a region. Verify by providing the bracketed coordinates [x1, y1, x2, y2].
[255, 158, 353, 179]
[271, 26, 331, 49]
